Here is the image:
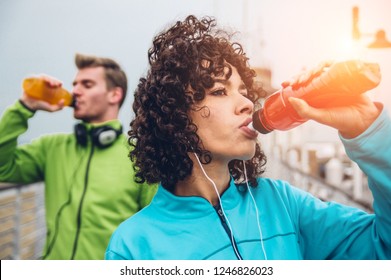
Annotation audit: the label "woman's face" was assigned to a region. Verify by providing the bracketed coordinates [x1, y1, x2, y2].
[190, 65, 258, 164]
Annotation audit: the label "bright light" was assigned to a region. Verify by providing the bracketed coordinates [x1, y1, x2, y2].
[333, 37, 364, 60]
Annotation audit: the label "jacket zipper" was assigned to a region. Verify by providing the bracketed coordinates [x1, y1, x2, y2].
[70, 144, 95, 259]
[214, 204, 243, 260]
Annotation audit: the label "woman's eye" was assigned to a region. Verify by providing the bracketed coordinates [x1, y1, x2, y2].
[210, 89, 226, 96]
[240, 91, 248, 97]
[239, 85, 249, 97]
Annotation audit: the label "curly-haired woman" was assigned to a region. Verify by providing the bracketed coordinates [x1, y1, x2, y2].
[105, 15, 391, 260]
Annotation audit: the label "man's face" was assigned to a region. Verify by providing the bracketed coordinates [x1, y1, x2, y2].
[72, 66, 113, 123]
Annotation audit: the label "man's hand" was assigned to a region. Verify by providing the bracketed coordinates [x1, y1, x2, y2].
[21, 75, 66, 112]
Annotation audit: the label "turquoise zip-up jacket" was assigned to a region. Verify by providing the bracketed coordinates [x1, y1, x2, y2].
[0, 101, 157, 259]
[105, 106, 391, 260]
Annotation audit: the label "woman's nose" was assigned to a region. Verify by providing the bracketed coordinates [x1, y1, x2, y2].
[237, 94, 254, 115]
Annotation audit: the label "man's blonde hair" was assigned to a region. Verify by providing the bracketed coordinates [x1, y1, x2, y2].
[75, 53, 127, 107]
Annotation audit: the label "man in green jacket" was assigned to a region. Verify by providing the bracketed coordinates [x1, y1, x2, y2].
[0, 53, 157, 259]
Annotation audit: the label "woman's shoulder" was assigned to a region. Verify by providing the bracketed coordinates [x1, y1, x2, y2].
[253, 177, 309, 199]
[255, 177, 292, 190]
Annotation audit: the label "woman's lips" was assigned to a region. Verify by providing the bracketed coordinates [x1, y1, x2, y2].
[241, 122, 258, 139]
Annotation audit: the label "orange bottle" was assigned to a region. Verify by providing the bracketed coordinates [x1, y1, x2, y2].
[252, 60, 381, 134]
[22, 77, 74, 106]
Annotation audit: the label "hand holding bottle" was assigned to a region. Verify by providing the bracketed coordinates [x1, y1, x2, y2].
[289, 94, 380, 139]
[285, 61, 381, 139]
[21, 75, 73, 112]
[251, 60, 382, 138]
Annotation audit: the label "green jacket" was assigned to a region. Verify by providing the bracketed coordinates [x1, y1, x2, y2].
[0, 101, 157, 259]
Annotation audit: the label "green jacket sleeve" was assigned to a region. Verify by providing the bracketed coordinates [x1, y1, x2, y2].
[126, 142, 157, 208]
[137, 180, 158, 208]
[0, 101, 45, 183]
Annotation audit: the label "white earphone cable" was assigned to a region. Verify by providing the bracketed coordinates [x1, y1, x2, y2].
[193, 153, 243, 260]
[243, 160, 268, 260]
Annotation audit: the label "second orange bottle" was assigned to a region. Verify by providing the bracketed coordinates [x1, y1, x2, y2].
[22, 77, 74, 106]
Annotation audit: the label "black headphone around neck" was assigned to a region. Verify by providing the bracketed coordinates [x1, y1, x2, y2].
[74, 123, 122, 149]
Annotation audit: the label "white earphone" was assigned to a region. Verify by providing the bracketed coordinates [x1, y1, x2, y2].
[243, 160, 268, 260]
[193, 152, 268, 260]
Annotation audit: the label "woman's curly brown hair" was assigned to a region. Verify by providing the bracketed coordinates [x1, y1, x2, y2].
[129, 15, 267, 192]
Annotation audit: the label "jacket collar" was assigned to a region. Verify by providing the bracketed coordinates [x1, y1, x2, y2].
[80, 119, 122, 132]
[152, 177, 245, 219]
